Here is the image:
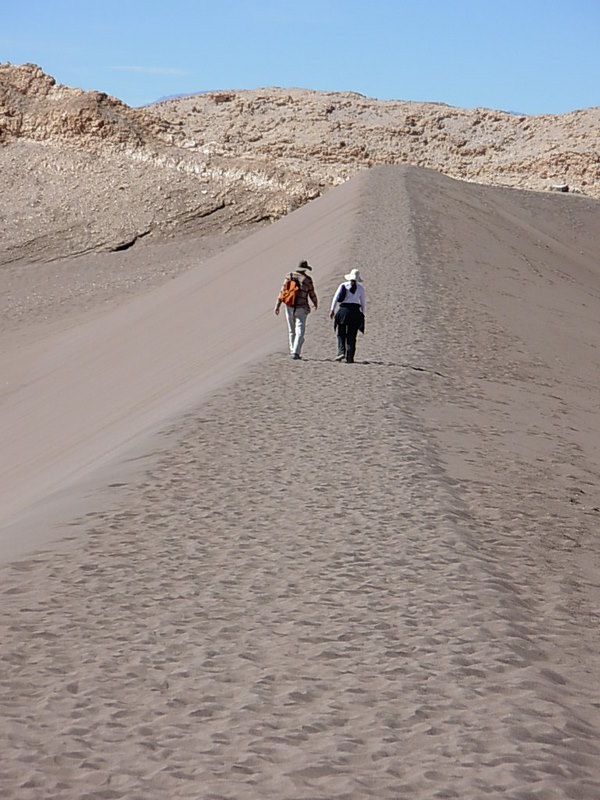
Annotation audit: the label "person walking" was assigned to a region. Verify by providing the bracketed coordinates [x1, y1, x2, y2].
[274, 260, 318, 359]
[329, 268, 366, 363]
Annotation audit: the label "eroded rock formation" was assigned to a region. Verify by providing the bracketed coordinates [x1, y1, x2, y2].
[1, 62, 599, 264]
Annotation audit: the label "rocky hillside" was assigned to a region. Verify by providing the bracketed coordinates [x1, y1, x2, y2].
[1, 62, 599, 264]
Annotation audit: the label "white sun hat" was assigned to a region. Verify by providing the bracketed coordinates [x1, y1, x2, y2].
[344, 268, 362, 282]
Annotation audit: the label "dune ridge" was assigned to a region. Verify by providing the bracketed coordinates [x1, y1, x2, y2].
[1, 166, 600, 798]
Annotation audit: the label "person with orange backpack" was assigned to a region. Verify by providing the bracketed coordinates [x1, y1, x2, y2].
[274, 260, 318, 359]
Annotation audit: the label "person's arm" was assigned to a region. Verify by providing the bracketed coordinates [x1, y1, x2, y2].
[360, 285, 366, 315]
[309, 281, 318, 311]
[329, 284, 341, 318]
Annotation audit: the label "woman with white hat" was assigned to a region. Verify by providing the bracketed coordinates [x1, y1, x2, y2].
[329, 268, 366, 363]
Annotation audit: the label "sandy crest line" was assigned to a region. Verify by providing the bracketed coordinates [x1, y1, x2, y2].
[1, 165, 600, 799]
[0, 269, 509, 797]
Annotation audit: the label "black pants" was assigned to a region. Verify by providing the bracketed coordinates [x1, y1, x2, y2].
[335, 303, 363, 363]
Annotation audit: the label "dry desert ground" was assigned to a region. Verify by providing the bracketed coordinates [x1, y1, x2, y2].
[1, 165, 600, 799]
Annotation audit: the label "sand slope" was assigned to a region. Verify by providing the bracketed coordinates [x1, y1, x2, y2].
[0, 173, 362, 556]
[1, 165, 600, 799]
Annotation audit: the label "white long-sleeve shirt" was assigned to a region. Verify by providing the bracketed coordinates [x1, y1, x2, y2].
[330, 281, 366, 314]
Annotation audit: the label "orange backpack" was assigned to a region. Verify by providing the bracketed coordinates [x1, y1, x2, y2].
[279, 274, 299, 307]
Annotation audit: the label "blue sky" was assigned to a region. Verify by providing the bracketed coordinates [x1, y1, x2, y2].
[2, 0, 599, 114]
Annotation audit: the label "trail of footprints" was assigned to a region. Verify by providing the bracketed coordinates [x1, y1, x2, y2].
[1, 172, 599, 798]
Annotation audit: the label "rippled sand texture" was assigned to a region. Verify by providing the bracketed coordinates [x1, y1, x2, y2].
[1, 166, 600, 799]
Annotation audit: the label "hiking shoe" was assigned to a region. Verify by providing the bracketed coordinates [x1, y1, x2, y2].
[335, 353, 345, 361]
[291, 353, 301, 360]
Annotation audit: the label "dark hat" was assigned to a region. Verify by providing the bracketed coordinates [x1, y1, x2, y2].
[297, 259, 312, 271]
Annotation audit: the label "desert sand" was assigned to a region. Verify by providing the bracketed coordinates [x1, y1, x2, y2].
[1, 165, 600, 798]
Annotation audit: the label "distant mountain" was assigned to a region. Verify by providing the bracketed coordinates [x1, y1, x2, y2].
[147, 91, 214, 105]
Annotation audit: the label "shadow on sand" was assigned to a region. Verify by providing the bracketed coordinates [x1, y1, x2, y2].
[297, 356, 446, 377]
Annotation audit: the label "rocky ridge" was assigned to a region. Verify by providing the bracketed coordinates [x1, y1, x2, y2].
[1, 62, 599, 265]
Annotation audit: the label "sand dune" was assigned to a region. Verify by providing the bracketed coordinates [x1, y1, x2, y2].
[0, 173, 362, 558]
[1, 165, 600, 798]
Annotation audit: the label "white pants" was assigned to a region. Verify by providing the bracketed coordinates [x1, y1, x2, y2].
[285, 305, 309, 355]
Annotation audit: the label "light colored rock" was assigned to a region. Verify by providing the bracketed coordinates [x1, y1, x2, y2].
[2, 62, 600, 263]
